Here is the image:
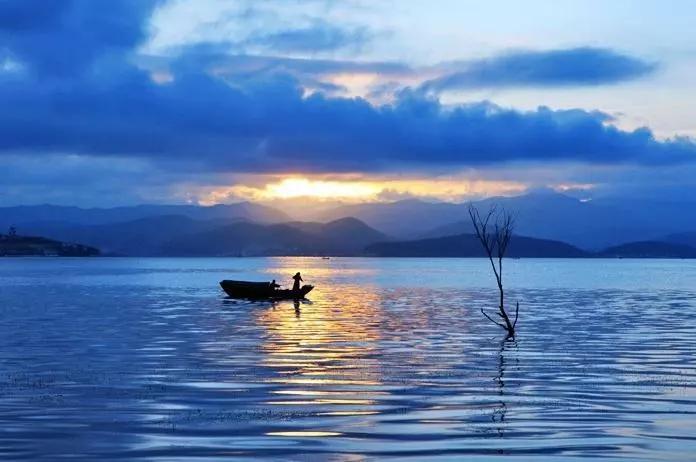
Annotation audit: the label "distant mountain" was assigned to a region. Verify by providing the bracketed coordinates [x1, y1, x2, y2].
[161, 217, 388, 256]
[0, 202, 290, 230]
[6, 214, 696, 257]
[365, 233, 588, 258]
[663, 231, 696, 248]
[315, 190, 696, 249]
[598, 241, 696, 258]
[24, 215, 241, 256]
[8, 191, 696, 253]
[312, 199, 464, 239]
[22, 215, 387, 256]
[418, 221, 475, 239]
[285, 217, 389, 251]
[497, 191, 696, 249]
[162, 222, 313, 256]
[312, 192, 618, 244]
[0, 234, 99, 257]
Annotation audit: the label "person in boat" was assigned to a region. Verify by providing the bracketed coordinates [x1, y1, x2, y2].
[270, 279, 280, 290]
[292, 272, 303, 291]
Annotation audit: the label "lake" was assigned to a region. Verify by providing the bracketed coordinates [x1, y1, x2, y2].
[1, 257, 695, 461]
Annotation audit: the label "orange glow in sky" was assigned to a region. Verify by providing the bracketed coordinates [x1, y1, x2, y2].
[195, 175, 529, 206]
[267, 178, 381, 199]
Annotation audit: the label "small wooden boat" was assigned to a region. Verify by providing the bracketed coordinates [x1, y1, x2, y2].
[220, 280, 314, 300]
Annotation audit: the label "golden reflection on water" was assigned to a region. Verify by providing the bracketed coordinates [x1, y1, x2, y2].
[256, 286, 383, 415]
[265, 431, 343, 437]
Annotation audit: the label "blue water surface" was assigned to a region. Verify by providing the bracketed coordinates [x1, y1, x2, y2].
[1, 257, 695, 461]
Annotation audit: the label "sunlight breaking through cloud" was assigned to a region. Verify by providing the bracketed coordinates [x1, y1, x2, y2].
[194, 176, 529, 205]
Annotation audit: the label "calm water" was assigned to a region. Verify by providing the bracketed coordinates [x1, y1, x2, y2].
[1, 257, 695, 461]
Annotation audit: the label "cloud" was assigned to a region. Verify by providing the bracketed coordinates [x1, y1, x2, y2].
[0, 0, 162, 76]
[420, 48, 657, 92]
[1, 64, 694, 173]
[149, 47, 412, 83]
[244, 21, 374, 53]
[0, 0, 693, 182]
[0, 154, 172, 206]
[151, 46, 658, 102]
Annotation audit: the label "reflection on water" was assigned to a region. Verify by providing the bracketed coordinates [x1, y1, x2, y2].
[491, 339, 516, 441]
[0, 257, 696, 460]
[257, 287, 383, 427]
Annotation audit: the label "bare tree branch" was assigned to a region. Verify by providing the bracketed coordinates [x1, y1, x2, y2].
[469, 203, 520, 338]
[481, 309, 507, 329]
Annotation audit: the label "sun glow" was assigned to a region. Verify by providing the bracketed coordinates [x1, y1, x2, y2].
[195, 175, 528, 206]
[267, 178, 381, 200]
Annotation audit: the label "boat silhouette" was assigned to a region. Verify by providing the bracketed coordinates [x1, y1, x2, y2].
[220, 280, 314, 300]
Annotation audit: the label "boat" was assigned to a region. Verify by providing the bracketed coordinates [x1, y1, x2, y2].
[219, 280, 314, 300]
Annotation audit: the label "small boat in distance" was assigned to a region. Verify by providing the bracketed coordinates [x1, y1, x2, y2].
[220, 280, 314, 300]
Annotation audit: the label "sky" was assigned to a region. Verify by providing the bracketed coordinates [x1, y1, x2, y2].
[1, 0, 696, 206]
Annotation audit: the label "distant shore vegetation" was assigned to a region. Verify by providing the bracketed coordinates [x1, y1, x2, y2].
[0, 230, 99, 257]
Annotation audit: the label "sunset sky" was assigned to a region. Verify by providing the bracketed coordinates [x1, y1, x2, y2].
[2, 0, 696, 206]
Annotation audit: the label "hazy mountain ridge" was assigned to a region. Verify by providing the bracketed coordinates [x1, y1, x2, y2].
[366, 233, 590, 258]
[10, 214, 388, 256]
[599, 241, 696, 258]
[5, 215, 696, 257]
[160, 217, 388, 256]
[21, 215, 244, 256]
[418, 221, 476, 239]
[366, 235, 696, 258]
[312, 199, 464, 239]
[5, 191, 696, 256]
[0, 202, 291, 229]
[663, 231, 696, 248]
[313, 191, 696, 248]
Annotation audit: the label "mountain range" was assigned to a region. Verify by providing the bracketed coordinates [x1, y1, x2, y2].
[0, 202, 289, 229]
[366, 234, 696, 258]
[158, 217, 387, 257]
[366, 233, 588, 258]
[3, 191, 696, 257]
[310, 190, 696, 249]
[6, 214, 386, 257]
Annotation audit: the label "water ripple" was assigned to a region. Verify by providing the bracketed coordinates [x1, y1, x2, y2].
[0, 258, 695, 460]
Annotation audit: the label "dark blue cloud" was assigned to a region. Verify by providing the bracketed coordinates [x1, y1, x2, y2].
[138, 42, 412, 99]
[0, 0, 161, 76]
[244, 21, 374, 53]
[1, 66, 693, 173]
[421, 48, 656, 92]
[0, 0, 693, 177]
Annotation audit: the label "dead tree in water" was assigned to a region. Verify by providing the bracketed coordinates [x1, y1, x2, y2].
[468, 204, 519, 338]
